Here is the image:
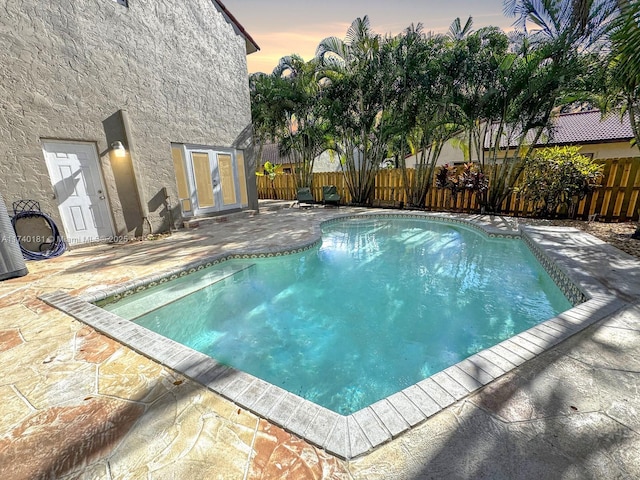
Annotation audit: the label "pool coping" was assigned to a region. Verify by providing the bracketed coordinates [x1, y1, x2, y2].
[39, 212, 629, 460]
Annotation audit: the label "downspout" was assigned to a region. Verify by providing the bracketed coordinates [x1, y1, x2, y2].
[120, 109, 153, 234]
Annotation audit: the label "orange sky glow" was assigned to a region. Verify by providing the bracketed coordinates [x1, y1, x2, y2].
[223, 1, 513, 74]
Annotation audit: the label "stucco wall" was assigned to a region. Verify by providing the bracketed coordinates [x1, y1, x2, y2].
[0, 0, 256, 239]
[403, 142, 466, 169]
[313, 151, 342, 173]
[577, 141, 638, 160]
[405, 140, 638, 168]
[490, 141, 638, 164]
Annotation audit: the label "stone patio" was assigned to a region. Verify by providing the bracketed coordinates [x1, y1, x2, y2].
[1, 205, 639, 479]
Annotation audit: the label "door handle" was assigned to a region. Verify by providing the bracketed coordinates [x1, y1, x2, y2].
[99, 196, 106, 200]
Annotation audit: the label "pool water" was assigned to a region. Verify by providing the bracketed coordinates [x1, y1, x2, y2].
[106, 217, 572, 415]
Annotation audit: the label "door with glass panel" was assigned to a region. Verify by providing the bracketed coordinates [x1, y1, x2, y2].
[187, 148, 241, 214]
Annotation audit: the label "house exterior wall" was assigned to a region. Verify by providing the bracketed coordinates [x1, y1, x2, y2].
[313, 151, 342, 173]
[494, 141, 637, 163]
[0, 0, 256, 240]
[403, 141, 467, 169]
[433, 142, 467, 166]
[577, 141, 638, 160]
[404, 140, 638, 169]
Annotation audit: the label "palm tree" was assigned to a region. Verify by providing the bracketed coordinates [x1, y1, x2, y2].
[448, 16, 474, 41]
[250, 55, 331, 191]
[507, 0, 640, 230]
[387, 24, 460, 207]
[605, 2, 640, 145]
[271, 55, 331, 189]
[606, 1, 640, 236]
[316, 17, 394, 205]
[503, 0, 614, 44]
[467, 0, 616, 213]
[249, 72, 289, 166]
[446, 25, 520, 212]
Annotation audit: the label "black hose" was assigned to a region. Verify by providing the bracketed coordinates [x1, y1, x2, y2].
[11, 211, 66, 260]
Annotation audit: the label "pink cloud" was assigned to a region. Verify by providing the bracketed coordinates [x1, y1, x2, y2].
[247, 23, 351, 73]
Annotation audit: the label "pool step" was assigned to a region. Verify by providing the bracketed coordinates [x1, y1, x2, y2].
[105, 263, 256, 320]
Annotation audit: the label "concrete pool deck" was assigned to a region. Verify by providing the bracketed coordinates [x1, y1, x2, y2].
[1, 206, 640, 479]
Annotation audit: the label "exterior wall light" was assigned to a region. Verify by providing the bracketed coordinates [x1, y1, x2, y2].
[110, 141, 126, 158]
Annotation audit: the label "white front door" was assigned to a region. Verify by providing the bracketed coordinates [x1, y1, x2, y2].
[187, 147, 242, 215]
[42, 141, 114, 245]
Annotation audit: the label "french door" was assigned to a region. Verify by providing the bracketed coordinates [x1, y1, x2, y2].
[186, 147, 242, 215]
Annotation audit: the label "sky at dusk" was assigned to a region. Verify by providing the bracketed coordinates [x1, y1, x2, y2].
[224, 0, 515, 74]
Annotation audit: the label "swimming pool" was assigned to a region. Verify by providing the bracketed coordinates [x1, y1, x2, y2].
[43, 212, 617, 459]
[104, 217, 570, 415]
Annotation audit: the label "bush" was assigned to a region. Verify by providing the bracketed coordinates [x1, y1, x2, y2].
[435, 163, 460, 195]
[435, 163, 488, 209]
[520, 146, 603, 218]
[459, 162, 488, 194]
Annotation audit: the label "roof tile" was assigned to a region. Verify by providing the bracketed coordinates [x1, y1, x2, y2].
[495, 110, 633, 148]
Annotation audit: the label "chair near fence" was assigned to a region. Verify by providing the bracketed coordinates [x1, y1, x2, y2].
[296, 187, 315, 208]
[256, 158, 640, 221]
[322, 186, 341, 206]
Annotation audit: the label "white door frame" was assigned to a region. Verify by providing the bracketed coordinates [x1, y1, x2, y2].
[42, 140, 115, 245]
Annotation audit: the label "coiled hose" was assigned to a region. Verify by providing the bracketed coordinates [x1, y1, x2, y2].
[11, 211, 66, 260]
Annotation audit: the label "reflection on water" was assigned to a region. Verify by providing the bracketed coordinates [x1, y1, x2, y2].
[129, 217, 571, 415]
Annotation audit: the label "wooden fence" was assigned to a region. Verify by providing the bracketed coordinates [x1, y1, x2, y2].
[257, 157, 640, 222]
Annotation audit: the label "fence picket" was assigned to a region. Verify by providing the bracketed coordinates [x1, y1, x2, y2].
[255, 157, 640, 221]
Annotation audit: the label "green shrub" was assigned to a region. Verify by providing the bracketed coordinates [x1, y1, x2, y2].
[256, 161, 283, 199]
[519, 146, 603, 218]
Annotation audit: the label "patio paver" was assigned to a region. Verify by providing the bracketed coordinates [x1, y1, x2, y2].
[0, 205, 639, 479]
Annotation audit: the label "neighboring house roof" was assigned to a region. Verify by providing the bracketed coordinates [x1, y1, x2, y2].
[260, 143, 297, 165]
[492, 110, 634, 149]
[213, 0, 260, 54]
[546, 110, 634, 144]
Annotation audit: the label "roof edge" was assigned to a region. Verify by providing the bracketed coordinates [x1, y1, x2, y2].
[212, 0, 260, 55]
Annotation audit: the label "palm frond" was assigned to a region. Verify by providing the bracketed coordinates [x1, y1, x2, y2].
[315, 36, 348, 65]
[448, 16, 474, 40]
[345, 16, 371, 47]
[505, 0, 615, 46]
[610, 0, 640, 87]
[404, 22, 424, 37]
[273, 54, 306, 78]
